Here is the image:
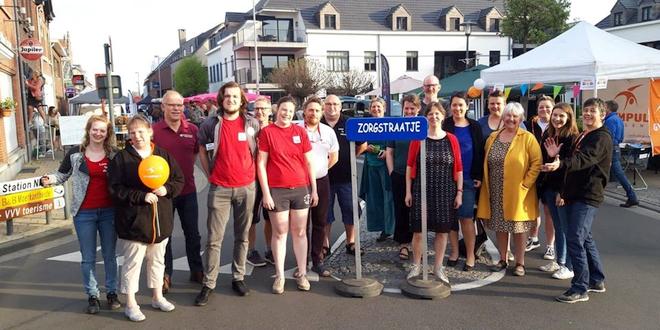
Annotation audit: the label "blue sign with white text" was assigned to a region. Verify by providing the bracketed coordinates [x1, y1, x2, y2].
[346, 117, 428, 141]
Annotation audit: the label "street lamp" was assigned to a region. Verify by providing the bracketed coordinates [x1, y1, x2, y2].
[460, 21, 476, 71]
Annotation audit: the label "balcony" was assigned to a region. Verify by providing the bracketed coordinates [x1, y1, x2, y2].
[236, 67, 281, 89]
[235, 21, 307, 50]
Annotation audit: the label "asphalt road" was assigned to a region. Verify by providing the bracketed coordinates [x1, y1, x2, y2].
[1, 181, 659, 329]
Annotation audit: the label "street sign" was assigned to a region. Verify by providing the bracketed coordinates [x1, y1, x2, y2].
[19, 38, 43, 61]
[72, 74, 85, 86]
[95, 74, 122, 99]
[0, 176, 43, 196]
[345, 117, 428, 142]
[580, 78, 608, 90]
[0, 185, 64, 210]
[0, 197, 65, 222]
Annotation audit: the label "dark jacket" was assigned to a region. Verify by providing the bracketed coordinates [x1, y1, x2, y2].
[442, 117, 485, 181]
[108, 145, 184, 244]
[538, 131, 577, 193]
[526, 117, 545, 144]
[560, 126, 613, 207]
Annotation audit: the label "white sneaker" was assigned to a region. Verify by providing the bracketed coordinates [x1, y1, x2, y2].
[552, 266, 575, 280]
[295, 273, 310, 291]
[407, 264, 422, 279]
[538, 261, 560, 273]
[125, 305, 146, 322]
[151, 298, 175, 312]
[543, 245, 556, 260]
[434, 266, 450, 284]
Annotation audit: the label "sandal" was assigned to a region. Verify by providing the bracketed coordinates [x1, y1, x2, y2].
[322, 246, 330, 258]
[346, 243, 364, 256]
[398, 246, 410, 260]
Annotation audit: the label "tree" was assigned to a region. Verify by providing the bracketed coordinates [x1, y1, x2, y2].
[329, 69, 375, 96]
[268, 58, 332, 102]
[501, 0, 571, 53]
[173, 56, 208, 97]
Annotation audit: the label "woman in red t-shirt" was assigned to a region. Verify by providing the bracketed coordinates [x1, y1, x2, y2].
[41, 115, 120, 315]
[257, 96, 318, 294]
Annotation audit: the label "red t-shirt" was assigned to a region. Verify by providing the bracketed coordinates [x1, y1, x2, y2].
[152, 120, 198, 195]
[80, 156, 113, 209]
[258, 124, 312, 188]
[209, 116, 255, 187]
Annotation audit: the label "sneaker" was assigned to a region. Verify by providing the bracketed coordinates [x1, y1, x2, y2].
[407, 264, 422, 279]
[264, 250, 275, 265]
[588, 282, 606, 293]
[525, 238, 541, 252]
[194, 286, 213, 306]
[543, 245, 555, 260]
[556, 290, 589, 304]
[434, 266, 450, 284]
[86, 296, 101, 314]
[552, 266, 575, 280]
[232, 280, 250, 296]
[507, 250, 515, 262]
[295, 273, 310, 291]
[272, 277, 285, 294]
[151, 298, 175, 312]
[246, 250, 267, 267]
[125, 305, 146, 322]
[346, 243, 364, 256]
[538, 261, 560, 273]
[106, 292, 121, 310]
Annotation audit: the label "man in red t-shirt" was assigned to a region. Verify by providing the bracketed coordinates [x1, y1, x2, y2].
[152, 91, 203, 292]
[194, 82, 260, 305]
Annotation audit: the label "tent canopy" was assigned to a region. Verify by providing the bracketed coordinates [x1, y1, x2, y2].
[365, 75, 423, 95]
[409, 65, 488, 97]
[481, 21, 660, 85]
[69, 89, 129, 105]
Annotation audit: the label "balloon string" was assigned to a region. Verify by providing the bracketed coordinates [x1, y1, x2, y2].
[151, 202, 157, 244]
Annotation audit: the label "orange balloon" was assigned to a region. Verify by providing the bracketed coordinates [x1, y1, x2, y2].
[138, 155, 170, 189]
[467, 86, 482, 98]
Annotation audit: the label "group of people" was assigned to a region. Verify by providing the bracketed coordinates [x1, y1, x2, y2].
[43, 76, 622, 322]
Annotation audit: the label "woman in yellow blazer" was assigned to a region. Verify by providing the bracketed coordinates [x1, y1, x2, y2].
[477, 102, 541, 277]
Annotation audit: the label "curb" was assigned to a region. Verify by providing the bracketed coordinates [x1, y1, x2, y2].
[0, 223, 74, 257]
[604, 190, 660, 214]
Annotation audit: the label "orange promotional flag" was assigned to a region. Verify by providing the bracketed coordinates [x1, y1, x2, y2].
[650, 79, 660, 156]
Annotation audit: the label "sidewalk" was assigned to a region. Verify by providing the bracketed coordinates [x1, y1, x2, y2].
[0, 150, 73, 250]
[604, 168, 660, 213]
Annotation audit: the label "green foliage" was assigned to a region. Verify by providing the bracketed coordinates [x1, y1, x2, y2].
[173, 56, 209, 97]
[1, 97, 16, 110]
[501, 0, 571, 53]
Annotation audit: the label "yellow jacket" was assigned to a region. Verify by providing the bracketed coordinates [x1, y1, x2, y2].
[477, 128, 542, 221]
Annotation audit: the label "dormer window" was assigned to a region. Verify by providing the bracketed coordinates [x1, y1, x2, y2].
[641, 7, 651, 22]
[324, 14, 337, 29]
[491, 18, 501, 32]
[396, 17, 408, 30]
[451, 18, 461, 31]
[613, 12, 623, 26]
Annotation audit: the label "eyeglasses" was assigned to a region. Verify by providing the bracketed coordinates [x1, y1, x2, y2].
[423, 84, 439, 88]
[165, 103, 184, 108]
[254, 107, 269, 111]
[324, 103, 340, 106]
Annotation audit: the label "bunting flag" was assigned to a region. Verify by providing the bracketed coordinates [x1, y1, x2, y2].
[531, 82, 544, 91]
[380, 54, 391, 116]
[520, 84, 528, 96]
[504, 87, 512, 100]
[553, 85, 562, 99]
[572, 84, 581, 98]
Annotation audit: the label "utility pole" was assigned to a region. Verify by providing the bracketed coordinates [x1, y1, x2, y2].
[252, 0, 260, 94]
[104, 39, 114, 125]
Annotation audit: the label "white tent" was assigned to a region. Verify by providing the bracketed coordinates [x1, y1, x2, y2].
[480, 21, 660, 86]
[365, 75, 423, 96]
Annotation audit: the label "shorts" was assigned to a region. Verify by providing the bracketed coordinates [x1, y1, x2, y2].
[270, 186, 310, 212]
[457, 185, 476, 218]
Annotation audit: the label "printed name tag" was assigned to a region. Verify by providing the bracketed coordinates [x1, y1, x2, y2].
[238, 132, 247, 141]
[293, 135, 301, 144]
[180, 133, 193, 138]
[205, 143, 215, 151]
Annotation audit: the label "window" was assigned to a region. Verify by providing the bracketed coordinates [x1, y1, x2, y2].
[261, 55, 294, 82]
[491, 18, 501, 32]
[396, 16, 408, 31]
[406, 51, 418, 71]
[262, 18, 293, 42]
[327, 51, 349, 72]
[613, 12, 623, 26]
[224, 58, 228, 78]
[209, 66, 214, 83]
[324, 14, 337, 29]
[190, 45, 194, 53]
[219, 63, 223, 80]
[489, 51, 501, 66]
[364, 51, 376, 71]
[230, 55, 234, 76]
[451, 18, 461, 31]
[641, 7, 651, 21]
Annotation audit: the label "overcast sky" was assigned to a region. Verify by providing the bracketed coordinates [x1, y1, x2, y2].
[49, 0, 617, 96]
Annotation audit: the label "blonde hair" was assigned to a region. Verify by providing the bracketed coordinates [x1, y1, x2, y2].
[81, 115, 116, 155]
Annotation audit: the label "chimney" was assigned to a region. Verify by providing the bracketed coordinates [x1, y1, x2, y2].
[178, 29, 186, 48]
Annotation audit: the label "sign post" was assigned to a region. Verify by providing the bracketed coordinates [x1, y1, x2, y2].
[335, 116, 427, 298]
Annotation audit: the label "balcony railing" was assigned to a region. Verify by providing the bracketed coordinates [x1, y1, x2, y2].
[236, 24, 307, 45]
[236, 68, 275, 85]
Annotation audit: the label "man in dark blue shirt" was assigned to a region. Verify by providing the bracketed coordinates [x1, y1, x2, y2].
[604, 100, 638, 207]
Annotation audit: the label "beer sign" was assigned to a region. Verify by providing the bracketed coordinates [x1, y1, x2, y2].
[19, 38, 44, 61]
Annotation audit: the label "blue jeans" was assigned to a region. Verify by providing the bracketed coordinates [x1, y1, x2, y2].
[542, 190, 572, 270]
[73, 207, 117, 297]
[611, 148, 638, 202]
[327, 182, 355, 225]
[165, 192, 203, 276]
[565, 202, 605, 294]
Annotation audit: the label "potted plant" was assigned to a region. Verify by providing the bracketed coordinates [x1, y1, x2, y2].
[1, 97, 16, 117]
